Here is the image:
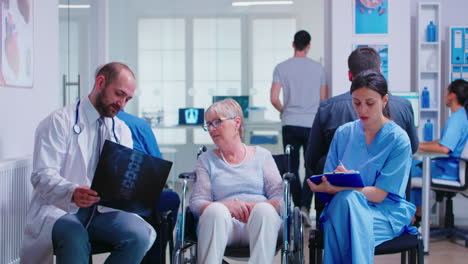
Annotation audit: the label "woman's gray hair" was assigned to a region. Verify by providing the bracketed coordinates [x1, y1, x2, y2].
[205, 98, 244, 138]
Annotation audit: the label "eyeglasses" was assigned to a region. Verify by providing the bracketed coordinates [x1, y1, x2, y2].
[202, 117, 235, 131]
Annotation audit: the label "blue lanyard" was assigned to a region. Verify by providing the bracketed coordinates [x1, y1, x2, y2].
[73, 100, 119, 144]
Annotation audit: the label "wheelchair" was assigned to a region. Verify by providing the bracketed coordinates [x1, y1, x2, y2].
[173, 145, 304, 264]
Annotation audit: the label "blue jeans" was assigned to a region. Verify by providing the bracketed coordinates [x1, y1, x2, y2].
[52, 207, 154, 264]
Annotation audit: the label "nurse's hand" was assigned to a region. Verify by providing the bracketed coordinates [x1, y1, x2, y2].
[334, 164, 356, 173]
[307, 176, 336, 194]
[72, 186, 100, 208]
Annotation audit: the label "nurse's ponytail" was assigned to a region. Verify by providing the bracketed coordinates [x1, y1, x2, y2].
[350, 70, 391, 119]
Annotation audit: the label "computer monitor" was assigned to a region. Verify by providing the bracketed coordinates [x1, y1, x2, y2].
[392, 92, 419, 127]
[212, 96, 249, 118]
[178, 108, 204, 125]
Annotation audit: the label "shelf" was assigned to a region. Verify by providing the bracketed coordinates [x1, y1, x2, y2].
[420, 42, 439, 46]
[420, 108, 439, 112]
[417, 2, 441, 142]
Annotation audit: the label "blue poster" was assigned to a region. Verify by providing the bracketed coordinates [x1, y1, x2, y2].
[355, 44, 389, 81]
[355, 0, 388, 34]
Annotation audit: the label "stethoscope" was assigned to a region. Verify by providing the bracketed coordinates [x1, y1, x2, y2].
[73, 100, 120, 143]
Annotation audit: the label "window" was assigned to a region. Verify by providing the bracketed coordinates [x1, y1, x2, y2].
[251, 18, 296, 121]
[138, 18, 186, 126]
[193, 18, 242, 108]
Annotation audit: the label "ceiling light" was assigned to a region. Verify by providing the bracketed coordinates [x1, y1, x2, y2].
[58, 4, 91, 9]
[232, 1, 293, 7]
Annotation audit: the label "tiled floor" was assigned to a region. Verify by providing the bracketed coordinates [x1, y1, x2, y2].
[93, 229, 468, 263]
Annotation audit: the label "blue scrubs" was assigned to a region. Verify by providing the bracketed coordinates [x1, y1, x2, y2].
[411, 107, 468, 206]
[321, 120, 416, 264]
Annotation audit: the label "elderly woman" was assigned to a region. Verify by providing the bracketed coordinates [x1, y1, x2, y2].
[189, 98, 283, 264]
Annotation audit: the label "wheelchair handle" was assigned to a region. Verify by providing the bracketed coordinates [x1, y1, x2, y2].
[197, 145, 207, 159]
[285, 145, 293, 173]
[285, 144, 293, 155]
[283, 172, 295, 181]
[178, 172, 196, 180]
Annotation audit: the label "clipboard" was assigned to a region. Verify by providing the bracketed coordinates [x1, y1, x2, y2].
[91, 140, 173, 217]
[308, 172, 364, 202]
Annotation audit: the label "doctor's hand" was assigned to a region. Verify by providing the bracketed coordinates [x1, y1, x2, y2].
[72, 186, 100, 208]
[307, 176, 336, 194]
[222, 200, 254, 223]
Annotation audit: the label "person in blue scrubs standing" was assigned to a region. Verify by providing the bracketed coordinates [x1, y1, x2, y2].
[411, 79, 468, 223]
[307, 70, 416, 264]
[117, 110, 180, 264]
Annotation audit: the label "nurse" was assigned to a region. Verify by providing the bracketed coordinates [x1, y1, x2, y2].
[411, 79, 468, 222]
[307, 70, 416, 264]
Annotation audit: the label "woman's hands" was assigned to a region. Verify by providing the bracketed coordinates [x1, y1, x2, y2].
[222, 200, 255, 223]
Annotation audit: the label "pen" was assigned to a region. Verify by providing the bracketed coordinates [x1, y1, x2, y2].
[338, 160, 344, 168]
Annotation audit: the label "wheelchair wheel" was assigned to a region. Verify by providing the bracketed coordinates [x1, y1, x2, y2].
[292, 207, 304, 264]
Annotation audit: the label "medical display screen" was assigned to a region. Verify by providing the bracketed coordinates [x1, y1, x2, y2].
[178, 108, 205, 125]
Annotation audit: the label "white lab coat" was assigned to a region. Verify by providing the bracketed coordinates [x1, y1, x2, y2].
[20, 99, 155, 263]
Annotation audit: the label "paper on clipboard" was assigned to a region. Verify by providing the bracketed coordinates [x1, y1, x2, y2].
[308, 172, 364, 202]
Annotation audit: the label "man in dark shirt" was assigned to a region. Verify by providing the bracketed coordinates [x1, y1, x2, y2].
[302, 47, 419, 221]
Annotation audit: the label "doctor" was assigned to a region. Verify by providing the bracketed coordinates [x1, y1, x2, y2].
[20, 62, 156, 264]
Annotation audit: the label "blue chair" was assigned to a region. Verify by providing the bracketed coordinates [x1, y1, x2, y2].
[173, 145, 304, 264]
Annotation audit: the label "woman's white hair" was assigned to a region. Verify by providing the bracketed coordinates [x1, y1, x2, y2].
[205, 98, 244, 138]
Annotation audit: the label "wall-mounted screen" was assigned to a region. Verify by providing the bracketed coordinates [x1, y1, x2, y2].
[178, 108, 204, 125]
[212, 96, 249, 118]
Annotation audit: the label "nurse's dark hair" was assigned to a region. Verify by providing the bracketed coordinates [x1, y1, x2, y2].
[293, 30, 311, 51]
[350, 70, 391, 119]
[447, 79, 468, 111]
[348, 47, 381, 77]
[94, 62, 135, 88]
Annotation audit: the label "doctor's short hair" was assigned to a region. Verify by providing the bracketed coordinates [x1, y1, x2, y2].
[447, 79, 468, 106]
[351, 70, 391, 119]
[205, 98, 244, 138]
[348, 47, 381, 77]
[293, 30, 311, 51]
[94, 62, 135, 88]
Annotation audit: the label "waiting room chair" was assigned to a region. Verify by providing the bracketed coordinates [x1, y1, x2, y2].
[430, 141, 468, 247]
[173, 145, 304, 264]
[308, 167, 424, 264]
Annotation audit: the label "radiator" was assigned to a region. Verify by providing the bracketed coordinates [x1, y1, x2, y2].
[0, 156, 33, 264]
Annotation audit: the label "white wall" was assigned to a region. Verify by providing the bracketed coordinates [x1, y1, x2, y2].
[326, 0, 411, 96]
[0, 0, 59, 160]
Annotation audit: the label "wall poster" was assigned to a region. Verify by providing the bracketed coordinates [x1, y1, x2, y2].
[354, 0, 388, 35]
[1, 0, 33, 88]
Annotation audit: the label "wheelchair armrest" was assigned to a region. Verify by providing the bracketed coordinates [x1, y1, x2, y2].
[179, 172, 196, 180]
